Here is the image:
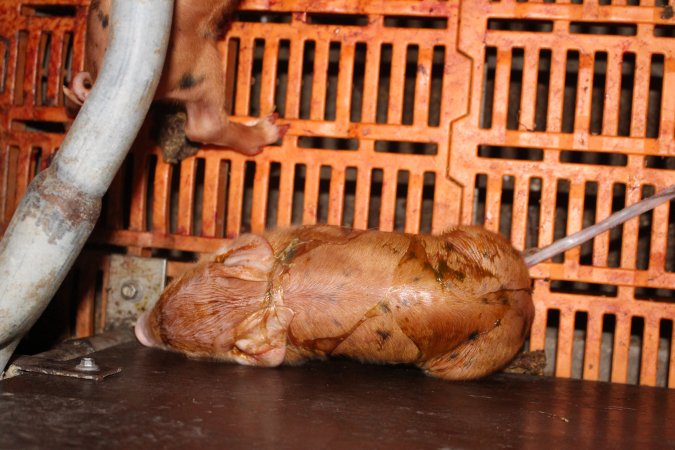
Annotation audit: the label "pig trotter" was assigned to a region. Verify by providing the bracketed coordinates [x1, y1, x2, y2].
[231, 306, 295, 367]
[64, 71, 94, 116]
[248, 113, 288, 150]
[220, 112, 289, 155]
[71, 71, 93, 104]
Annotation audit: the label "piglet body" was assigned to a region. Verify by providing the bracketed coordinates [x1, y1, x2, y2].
[66, 0, 286, 156]
[136, 225, 533, 380]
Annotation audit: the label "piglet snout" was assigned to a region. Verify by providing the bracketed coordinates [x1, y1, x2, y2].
[135, 311, 160, 348]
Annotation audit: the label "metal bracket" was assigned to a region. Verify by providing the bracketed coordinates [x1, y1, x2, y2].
[12, 356, 121, 381]
[4, 329, 135, 381]
[106, 255, 167, 331]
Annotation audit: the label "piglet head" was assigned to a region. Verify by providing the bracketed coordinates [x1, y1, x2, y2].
[135, 233, 294, 366]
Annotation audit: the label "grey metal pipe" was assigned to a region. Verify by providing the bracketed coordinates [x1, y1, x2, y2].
[0, 0, 174, 373]
[525, 184, 675, 267]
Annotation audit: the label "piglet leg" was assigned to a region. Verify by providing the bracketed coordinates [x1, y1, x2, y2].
[174, 43, 288, 155]
[184, 101, 288, 155]
[231, 306, 295, 367]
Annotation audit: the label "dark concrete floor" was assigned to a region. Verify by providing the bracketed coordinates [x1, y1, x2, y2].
[1, 341, 674, 449]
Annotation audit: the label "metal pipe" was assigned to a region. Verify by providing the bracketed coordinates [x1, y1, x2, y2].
[0, 340, 19, 377]
[0, 0, 174, 373]
[525, 185, 675, 267]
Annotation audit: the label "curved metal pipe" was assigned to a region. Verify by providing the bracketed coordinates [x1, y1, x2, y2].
[0, 0, 174, 372]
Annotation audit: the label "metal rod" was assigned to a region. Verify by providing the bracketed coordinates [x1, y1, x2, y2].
[525, 185, 675, 267]
[0, 0, 174, 373]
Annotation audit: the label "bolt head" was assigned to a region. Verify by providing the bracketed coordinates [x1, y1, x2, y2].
[121, 282, 138, 300]
[75, 357, 100, 372]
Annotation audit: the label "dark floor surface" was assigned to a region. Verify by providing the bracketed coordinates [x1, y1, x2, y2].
[1, 341, 674, 449]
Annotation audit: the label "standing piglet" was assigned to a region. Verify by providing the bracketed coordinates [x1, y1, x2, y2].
[136, 225, 533, 380]
[67, 0, 286, 156]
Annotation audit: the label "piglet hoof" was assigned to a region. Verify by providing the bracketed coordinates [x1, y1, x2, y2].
[266, 113, 290, 139]
[71, 71, 93, 103]
[277, 123, 290, 139]
[246, 113, 288, 154]
[255, 113, 285, 140]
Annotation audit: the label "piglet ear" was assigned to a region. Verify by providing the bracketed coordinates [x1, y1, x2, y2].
[212, 234, 275, 282]
[230, 306, 294, 367]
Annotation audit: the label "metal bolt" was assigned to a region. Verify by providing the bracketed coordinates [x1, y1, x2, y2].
[75, 357, 100, 372]
[121, 282, 138, 300]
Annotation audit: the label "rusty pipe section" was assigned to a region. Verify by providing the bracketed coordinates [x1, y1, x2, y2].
[0, 0, 174, 373]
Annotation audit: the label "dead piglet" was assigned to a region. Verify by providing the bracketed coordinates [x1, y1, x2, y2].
[134, 187, 675, 380]
[66, 0, 288, 159]
[136, 225, 534, 381]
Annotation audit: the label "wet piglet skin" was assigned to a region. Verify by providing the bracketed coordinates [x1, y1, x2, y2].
[137, 225, 533, 380]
